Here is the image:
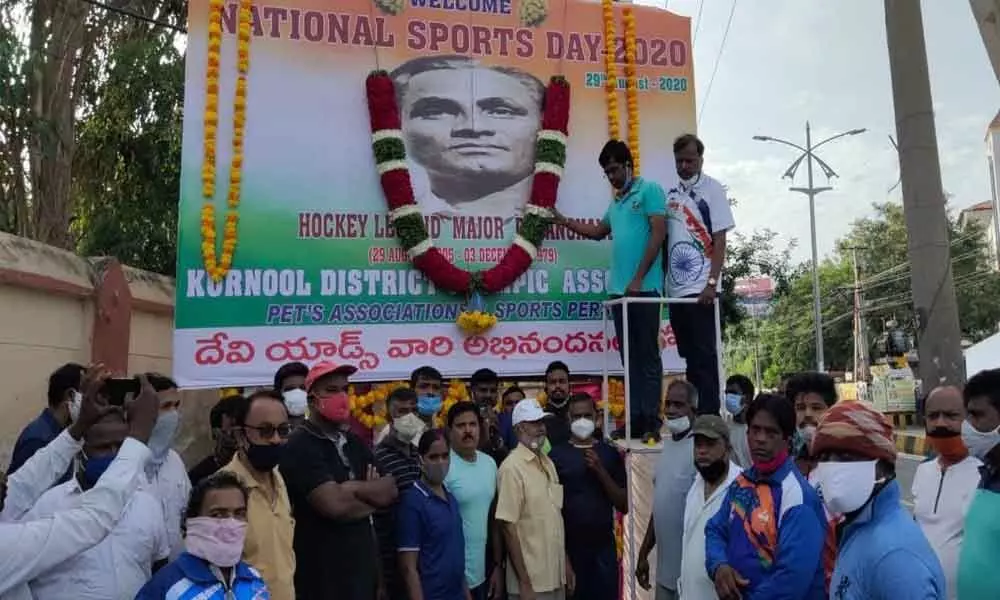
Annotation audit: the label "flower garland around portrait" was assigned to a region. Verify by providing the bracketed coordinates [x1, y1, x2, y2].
[601, 0, 620, 141]
[364, 72, 571, 334]
[534, 379, 625, 422]
[200, 0, 253, 282]
[623, 5, 641, 174]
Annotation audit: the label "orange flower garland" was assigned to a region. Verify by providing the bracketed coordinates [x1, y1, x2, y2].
[201, 0, 253, 282]
[349, 381, 404, 429]
[623, 5, 640, 174]
[435, 379, 471, 428]
[601, 0, 620, 140]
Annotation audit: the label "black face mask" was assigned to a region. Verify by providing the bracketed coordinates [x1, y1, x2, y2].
[246, 441, 284, 472]
[695, 460, 728, 483]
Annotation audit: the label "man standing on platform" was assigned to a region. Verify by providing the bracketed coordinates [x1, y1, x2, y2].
[665, 134, 734, 416]
[554, 139, 667, 443]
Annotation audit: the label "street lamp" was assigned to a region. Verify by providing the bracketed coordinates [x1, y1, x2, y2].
[752, 123, 866, 373]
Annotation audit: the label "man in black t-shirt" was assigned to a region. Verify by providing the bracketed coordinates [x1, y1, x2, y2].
[187, 394, 242, 485]
[279, 361, 398, 600]
[548, 393, 627, 600]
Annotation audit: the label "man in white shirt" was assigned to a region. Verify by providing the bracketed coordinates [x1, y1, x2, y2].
[666, 134, 735, 416]
[635, 381, 699, 600]
[679, 415, 740, 599]
[23, 409, 169, 599]
[912, 385, 982, 600]
[139, 374, 192, 559]
[0, 369, 158, 600]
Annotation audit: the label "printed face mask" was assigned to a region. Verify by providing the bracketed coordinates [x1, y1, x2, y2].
[184, 517, 247, 567]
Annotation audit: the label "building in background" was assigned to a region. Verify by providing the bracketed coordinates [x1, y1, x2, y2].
[980, 110, 1000, 266]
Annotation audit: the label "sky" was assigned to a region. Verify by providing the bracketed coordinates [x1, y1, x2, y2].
[637, 0, 1000, 264]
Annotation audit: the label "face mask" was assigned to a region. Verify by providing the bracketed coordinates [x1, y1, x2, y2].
[245, 441, 284, 472]
[423, 462, 449, 485]
[283, 389, 308, 417]
[317, 392, 350, 423]
[695, 460, 728, 483]
[926, 432, 968, 463]
[666, 416, 691, 435]
[525, 435, 547, 451]
[69, 391, 82, 423]
[570, 418, 596, 440]
[724, 393, 744, 415]
[752, 447, 789, 475]
[813, 459, 878, 515]
[417, 395, 443, 417]
[185, 516, 247, 567]
[961, 420, 1000, 460]
[793, 425, 816, 456]
[394, 413, 425, 443]
[81, 453, 115, 488]
[148, 410, 180, 462]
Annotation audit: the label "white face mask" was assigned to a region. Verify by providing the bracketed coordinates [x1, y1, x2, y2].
[394, 413, 425, 444]
[813, 459, 878, 515]
[666, 416, 691, 435]
[570, 418, 596, 440]
[961, 419, 1000, 460]
[282, 389, 308, 417]
[69, 391, 83, 423]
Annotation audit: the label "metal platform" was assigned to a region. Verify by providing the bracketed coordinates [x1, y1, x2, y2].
[599, 296, 725, 599]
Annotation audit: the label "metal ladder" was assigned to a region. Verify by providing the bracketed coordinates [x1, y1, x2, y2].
[600, 296, 725, 599]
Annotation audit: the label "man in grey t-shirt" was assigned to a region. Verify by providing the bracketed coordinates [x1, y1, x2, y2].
[635, 381, 698, 600]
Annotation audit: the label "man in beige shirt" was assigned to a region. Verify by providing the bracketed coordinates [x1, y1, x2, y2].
[221, 390, 295, 600]
[496, 398, 575, 600]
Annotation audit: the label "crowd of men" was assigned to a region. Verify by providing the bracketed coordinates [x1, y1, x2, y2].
[0, 358, 998, 600]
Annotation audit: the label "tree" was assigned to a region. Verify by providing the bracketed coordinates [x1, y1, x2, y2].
[736, 201, 1000, 385]
[721, 228, 795, 336]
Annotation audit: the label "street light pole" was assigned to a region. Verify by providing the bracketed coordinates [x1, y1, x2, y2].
[753, 124, 866, 373]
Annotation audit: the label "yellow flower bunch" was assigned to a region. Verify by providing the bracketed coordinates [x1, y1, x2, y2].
[435, 379, 471, 428]
[456, 310, 498, 336]
[201, 0, 253, 282]
[606, 378, 626, 418]
[623, 6, 640, 175]
[349, 381, 405, 429]
[601, 0, 620, 141]
[615, 517, 624, 559]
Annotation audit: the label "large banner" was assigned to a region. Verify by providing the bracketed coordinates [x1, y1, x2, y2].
[174, 0, 696, 388]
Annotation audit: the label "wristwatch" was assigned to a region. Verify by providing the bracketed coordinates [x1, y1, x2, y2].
[707, 277, 718, 287]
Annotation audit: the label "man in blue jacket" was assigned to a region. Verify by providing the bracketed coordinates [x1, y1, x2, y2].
[705, 394, 826, 600]
[811, 401, 945, 599]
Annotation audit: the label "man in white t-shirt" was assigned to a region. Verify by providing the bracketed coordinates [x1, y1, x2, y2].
[912, 385, 982, 600]
[665, 134, 735, 416]
[24, 410, 170, 600]
[678, 415, 741, 600]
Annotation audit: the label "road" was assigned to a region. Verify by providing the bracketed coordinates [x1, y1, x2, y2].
[897, 452, 924, 510]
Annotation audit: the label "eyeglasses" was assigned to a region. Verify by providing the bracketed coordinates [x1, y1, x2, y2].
[244, 423, 293, 439]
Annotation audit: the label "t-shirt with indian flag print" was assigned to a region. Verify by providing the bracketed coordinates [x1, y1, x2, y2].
[664, 172, 735, 297]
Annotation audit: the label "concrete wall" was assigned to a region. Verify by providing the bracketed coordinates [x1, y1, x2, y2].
[0, 232, 215, 471]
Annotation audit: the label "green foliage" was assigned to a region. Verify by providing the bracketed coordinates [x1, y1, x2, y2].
[729, 202, 1000, 385]
[721, 228, 795, 337]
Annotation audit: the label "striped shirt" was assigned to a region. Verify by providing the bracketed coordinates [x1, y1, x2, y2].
[373, 436, 422, 596]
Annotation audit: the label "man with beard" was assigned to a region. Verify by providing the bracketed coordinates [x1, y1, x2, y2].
[677, 415, 741, 600]
[912, 386, 981, 600]
[470, 369, 508, 464]
[549, 393, 626, 600]
[812, 401, 944, 599]
[188, 394, 243, 485]
[555, 140, 667, 443]
[542, 361, 572, 446]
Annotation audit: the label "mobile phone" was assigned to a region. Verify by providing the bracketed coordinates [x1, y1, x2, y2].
[102, 377, 141, 406]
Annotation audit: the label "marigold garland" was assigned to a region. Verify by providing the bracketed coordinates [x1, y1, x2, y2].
[457, 310, 498, 335]
[365, 72, 571, 296]
[623, 5, 641, 174]
[601, 0, 620, 141]
[200, 0, 252, 282]
[349, 381, 405, 429]
[435, 380, 471, 428]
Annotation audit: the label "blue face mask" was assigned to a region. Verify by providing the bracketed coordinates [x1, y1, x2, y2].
[417, 395, 443, 417]
[725, 393, 744, 415]
[82, 453, 116, 488]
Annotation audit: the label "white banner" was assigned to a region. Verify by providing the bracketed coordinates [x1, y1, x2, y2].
[173, 321, 686, 389]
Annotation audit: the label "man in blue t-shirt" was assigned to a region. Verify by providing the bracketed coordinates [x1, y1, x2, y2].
[555, 140, 667, 442]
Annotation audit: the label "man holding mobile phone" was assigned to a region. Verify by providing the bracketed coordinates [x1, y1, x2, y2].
[554, 139, 667, 444]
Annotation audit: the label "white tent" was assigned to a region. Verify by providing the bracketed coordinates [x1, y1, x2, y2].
[964, 331, 1000, 376]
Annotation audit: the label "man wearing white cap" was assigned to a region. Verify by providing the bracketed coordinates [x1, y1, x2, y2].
[496, 398, 575, 600]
